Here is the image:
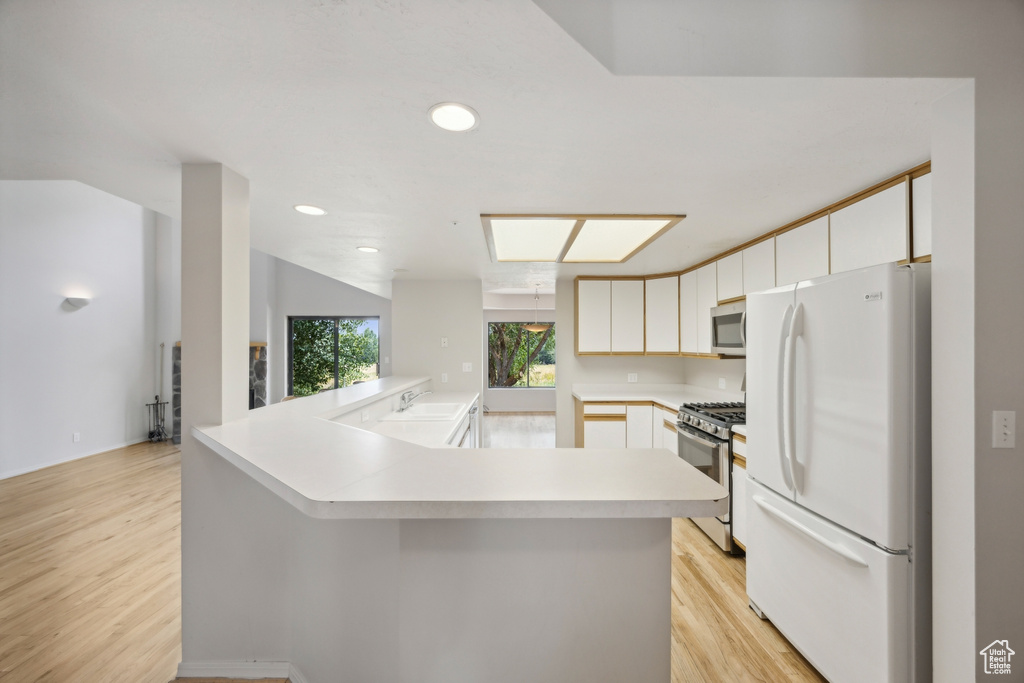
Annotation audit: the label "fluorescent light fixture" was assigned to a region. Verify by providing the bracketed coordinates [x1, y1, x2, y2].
[488, 218, 576, 262]
[294, 204, 326, 216]
[429, 102, 479, 132]
[357, 246, 379, 253]
[63, 297, 91, 310]
[481, 215, 684, 264]
[561, 218, 671, 262]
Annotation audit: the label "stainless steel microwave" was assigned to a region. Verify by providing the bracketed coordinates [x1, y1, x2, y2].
[710, 301, 746, 356]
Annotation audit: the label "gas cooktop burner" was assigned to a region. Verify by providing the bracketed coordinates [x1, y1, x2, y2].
[677, 402, 746, 439]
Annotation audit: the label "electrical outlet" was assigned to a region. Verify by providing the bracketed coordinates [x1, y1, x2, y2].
[440, 337, 449, 348]
[462, 362, 472, 372]
[384, 356, 390, 364]
[627, 373, 638, 383]
[361, 410, 370, 423]
[719, 377, 727, 390]
[993, 410, 1016, 449]
[441, 373, 448, 383]
[73, 432, 80, 443]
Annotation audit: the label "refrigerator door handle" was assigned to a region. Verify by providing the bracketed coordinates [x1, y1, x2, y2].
[783, 302, 804, 492]
[776, 304, 795, 491]
[753, 495, 869, 567]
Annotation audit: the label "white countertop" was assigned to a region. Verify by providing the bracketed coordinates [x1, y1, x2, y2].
[193, 376, 728, 521]
[572, 383, 744, 410]
[732, 424, 747, 437]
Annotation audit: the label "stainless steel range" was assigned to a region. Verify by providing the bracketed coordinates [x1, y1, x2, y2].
[676, 402, 746, 553]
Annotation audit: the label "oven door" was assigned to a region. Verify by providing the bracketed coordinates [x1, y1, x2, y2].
[676, 423, 730, 522]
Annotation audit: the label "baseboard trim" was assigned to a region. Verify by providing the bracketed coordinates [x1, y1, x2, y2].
[175, 660, 292, 678]
[288, 662, 311, 683]
[0, 438, 151, 481]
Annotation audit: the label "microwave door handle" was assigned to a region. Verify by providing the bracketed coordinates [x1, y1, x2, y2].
[740, 310, 747, 346]
[776, 304, 795, 491]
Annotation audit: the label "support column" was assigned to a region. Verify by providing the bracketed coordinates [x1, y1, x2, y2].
[179, 164, 291, 672]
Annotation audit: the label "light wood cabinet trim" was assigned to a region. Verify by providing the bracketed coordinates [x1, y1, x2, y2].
[624, 400, 655, 407]
[912, 254, 932, 263]
[733, 454, 747, 469]
[664, 419, 677, 431]
[717, 295, 746, 305]
[733, 538, 746, 552]
[732, 433, 746, 444]
[904, 174, 913, 266]
[582, 414, 627, 422]
[574, 397, 584, 447]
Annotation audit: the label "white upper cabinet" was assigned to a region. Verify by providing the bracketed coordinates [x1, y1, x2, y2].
[679, 270, 698, 353]
[696, 262, 718, 354]
[829, 181, 908, 274]
[610, 279, 645, 353]
[644, 276, 679, 353]
[716, 252, 744, 302]
[775, 216, 829, 286]
[742, 238, 776, 294]
[912, 173, 932, 259]
[576, 279, 611, 353]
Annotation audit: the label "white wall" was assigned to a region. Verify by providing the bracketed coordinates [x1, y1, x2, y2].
[0, 181, 163, 478]
[392, 280, 483, 395]
[681, 358, 746, 395]
[483, 309, 556, 413]
[155, 213, 181, 403]
[260, 255, 392, 404]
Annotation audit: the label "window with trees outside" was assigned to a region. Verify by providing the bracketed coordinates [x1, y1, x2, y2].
[288, 316, 380, 397]
[487, 323, 555, 388]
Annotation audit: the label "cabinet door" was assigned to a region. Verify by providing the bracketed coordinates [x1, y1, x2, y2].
[626, 404, 654, 448]
[576, 279, 610, 353]
[743, 238, 776, 294]
[644, 276, 679, 353]
[611, 280, 644, 353]
[583, 418, 626, 449]
[716, 252, 744, 302]
[911, 173, 932, 259]
[663, 422, 678, 455]
[679, 270, 698, 353]
[829, 181, 908, 274]
[775, 216, 829, 286]
[696, 262, 718, 354]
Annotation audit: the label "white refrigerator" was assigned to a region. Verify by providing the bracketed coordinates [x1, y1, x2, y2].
[745, 262, 931, 683]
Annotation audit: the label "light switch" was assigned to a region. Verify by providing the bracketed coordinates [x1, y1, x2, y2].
[627, 373, 638, 383]
[462, 362, 472, 372]
[440, 337, 449, 348]
[441, 373, 448, 383]
[993, 410, 1016, 449]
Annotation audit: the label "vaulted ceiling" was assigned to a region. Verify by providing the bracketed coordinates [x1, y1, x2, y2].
[0, 0, 957, 297]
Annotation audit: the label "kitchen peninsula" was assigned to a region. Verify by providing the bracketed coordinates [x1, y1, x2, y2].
[181, 376, 727, 683]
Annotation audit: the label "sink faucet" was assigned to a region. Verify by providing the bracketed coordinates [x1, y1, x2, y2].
[399, 390, 432, 412]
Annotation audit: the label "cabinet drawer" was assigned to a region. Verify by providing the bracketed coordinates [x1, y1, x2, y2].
[732, 434, 747, 458]
[583, 403, 626, 416]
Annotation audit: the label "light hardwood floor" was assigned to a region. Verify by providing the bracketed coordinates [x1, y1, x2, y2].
[0, 440, 822, 683]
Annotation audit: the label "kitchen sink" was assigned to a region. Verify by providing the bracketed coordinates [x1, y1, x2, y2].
[379, 402, 467, 422]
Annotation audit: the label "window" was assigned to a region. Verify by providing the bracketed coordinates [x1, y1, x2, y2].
[487, 323, 555, 388]
[288, 317, 380, 397]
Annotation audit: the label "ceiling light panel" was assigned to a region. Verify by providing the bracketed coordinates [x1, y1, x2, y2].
[561, 219, 672, 263]
[489, 219, 577, 262]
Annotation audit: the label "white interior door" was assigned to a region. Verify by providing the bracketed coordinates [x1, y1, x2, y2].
[745, 284, 797, 500]
[747, 480, 911, 683]
[790, 264, 912, 549]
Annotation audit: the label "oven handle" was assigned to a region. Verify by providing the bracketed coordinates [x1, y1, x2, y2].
[675, 424, 723, 450]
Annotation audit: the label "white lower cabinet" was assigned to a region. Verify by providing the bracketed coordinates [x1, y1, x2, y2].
[732, 434, 747, 548]
[663, 421, 678, 455]
[583, 418, 627, 449]
[626, 404, 654, 448]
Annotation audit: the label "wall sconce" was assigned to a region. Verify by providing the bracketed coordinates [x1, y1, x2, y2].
[63, 297, 91, 310]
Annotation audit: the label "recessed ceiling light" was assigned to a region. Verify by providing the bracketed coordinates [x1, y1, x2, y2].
[357, 246, 379, 253]
[294, 205, 326, 216]
[429, 102, 479, 132]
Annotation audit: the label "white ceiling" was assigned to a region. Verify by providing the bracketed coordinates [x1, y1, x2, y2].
[0, 0, 958, 298]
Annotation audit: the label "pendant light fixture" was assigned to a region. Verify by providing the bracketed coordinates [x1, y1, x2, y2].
[523, 287, 551, 334]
